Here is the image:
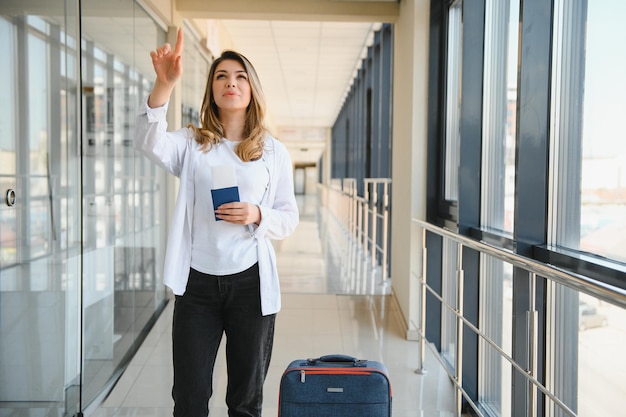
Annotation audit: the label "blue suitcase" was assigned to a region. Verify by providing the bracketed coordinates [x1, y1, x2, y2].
[278, 354, 392, 417]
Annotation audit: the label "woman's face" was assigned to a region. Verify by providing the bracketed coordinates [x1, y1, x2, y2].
[212, 59, 252, 115]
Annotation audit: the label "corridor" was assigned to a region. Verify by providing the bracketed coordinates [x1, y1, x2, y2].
[92, 194, 458, 417]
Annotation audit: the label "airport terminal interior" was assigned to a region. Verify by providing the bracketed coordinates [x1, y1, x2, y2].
[90, 194, 461, 417]
[0, 0, 625, 417]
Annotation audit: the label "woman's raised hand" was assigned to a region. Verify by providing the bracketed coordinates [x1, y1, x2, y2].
[151, 27, 184, 85]
[148, 28, 183, 107]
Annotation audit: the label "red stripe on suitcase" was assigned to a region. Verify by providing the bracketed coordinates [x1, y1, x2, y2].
[283, 367, 392, 395]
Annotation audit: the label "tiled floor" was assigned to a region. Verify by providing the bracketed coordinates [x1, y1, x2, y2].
[92, 195, 458, 417]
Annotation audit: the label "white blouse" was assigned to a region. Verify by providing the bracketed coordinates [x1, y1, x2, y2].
[191, 138, 269, 275]
[134, 98, 299, 315]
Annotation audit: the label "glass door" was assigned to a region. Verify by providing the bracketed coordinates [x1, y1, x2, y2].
[78, 1, 167, 408]
[0, 1, 83, 415]
[1, 1, 170, 414]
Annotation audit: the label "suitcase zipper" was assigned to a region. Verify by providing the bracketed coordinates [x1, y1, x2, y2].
[304, 370, 372, 375]
[297, 368, 374, 384]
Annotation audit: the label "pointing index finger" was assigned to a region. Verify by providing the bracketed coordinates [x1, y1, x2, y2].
[173, 27, 184, 55]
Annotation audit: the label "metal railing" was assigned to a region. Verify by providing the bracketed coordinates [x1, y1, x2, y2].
[412, 218, 626, 417]
[322, 178, 392, 282]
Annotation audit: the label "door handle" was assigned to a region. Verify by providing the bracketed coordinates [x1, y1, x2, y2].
[5, 189, 16, 207]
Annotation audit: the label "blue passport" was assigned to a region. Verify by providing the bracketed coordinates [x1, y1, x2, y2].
[211, 186, 240, 220]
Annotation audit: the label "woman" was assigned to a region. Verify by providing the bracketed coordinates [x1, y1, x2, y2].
[134, 28, 299, 417]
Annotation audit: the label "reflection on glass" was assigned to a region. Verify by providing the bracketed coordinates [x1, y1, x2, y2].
[79, 1, 168, 409]
[549, 3, 626, 412]
[481, 0, 518, 233]
[181, 27, 211, 126]
[579, 2, 626, 263]
[551, 0, 626, 263]
[479, 256, 512, 417]
[576, 293, 624, 416]
[0, 5, 82, 416]
[0, 17, 16, 267]
[1, 1, 174, 414]
[546, 281, 626, 417]
[444, 1, 463, 202]
[0, 17, 15, 166]
[441, 239, 458, 369]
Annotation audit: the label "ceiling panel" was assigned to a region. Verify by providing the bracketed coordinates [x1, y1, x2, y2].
[220, 19, 378, 132]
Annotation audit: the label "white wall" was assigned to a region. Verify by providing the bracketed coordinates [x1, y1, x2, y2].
[390, 0, 430, 340]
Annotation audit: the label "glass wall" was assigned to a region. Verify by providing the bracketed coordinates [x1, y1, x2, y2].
[577, 1, 626, 263]
[427, 0, 626, 415]
[574, 292, 625, 416]
[0, 1, 173, 415]
[550, 0, 626, 263]
[481, 0, 518, 234]
[478, 0, 518, 414]
[548, 1, 626, 415]
[331, 24, 394, 189]
[440, 239, 459, 369]
[479, 258, 513, 417]
[0, 3, 83, 415]
[444, 1, 463, 203]
[79, 0, 168, 409]
[181, 26, 212, 126]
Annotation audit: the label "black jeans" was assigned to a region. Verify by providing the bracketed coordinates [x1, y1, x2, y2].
[172, 264, 275, 417]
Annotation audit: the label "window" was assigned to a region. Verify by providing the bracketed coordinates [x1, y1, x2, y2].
[181, 24, 211, 127]
[550, 0, 626, 264]
[441, 239, 459, 370]
[481, 0, 518, 234]
[479, 257, 513, 417]
[578, 2, 626, 263]
[548, 2, 626, 416]
[444, 0, 463, 202]
[478, 3, 519, 409]
[0, 17, 17, 267]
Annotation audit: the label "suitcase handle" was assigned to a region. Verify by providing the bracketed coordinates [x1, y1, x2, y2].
[306, 354, 366, 366]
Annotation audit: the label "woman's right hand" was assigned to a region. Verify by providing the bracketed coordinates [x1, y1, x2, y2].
[148, 28, 183, 107]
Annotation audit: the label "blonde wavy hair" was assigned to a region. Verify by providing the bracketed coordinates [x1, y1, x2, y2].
[189, 50, 267, 161]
